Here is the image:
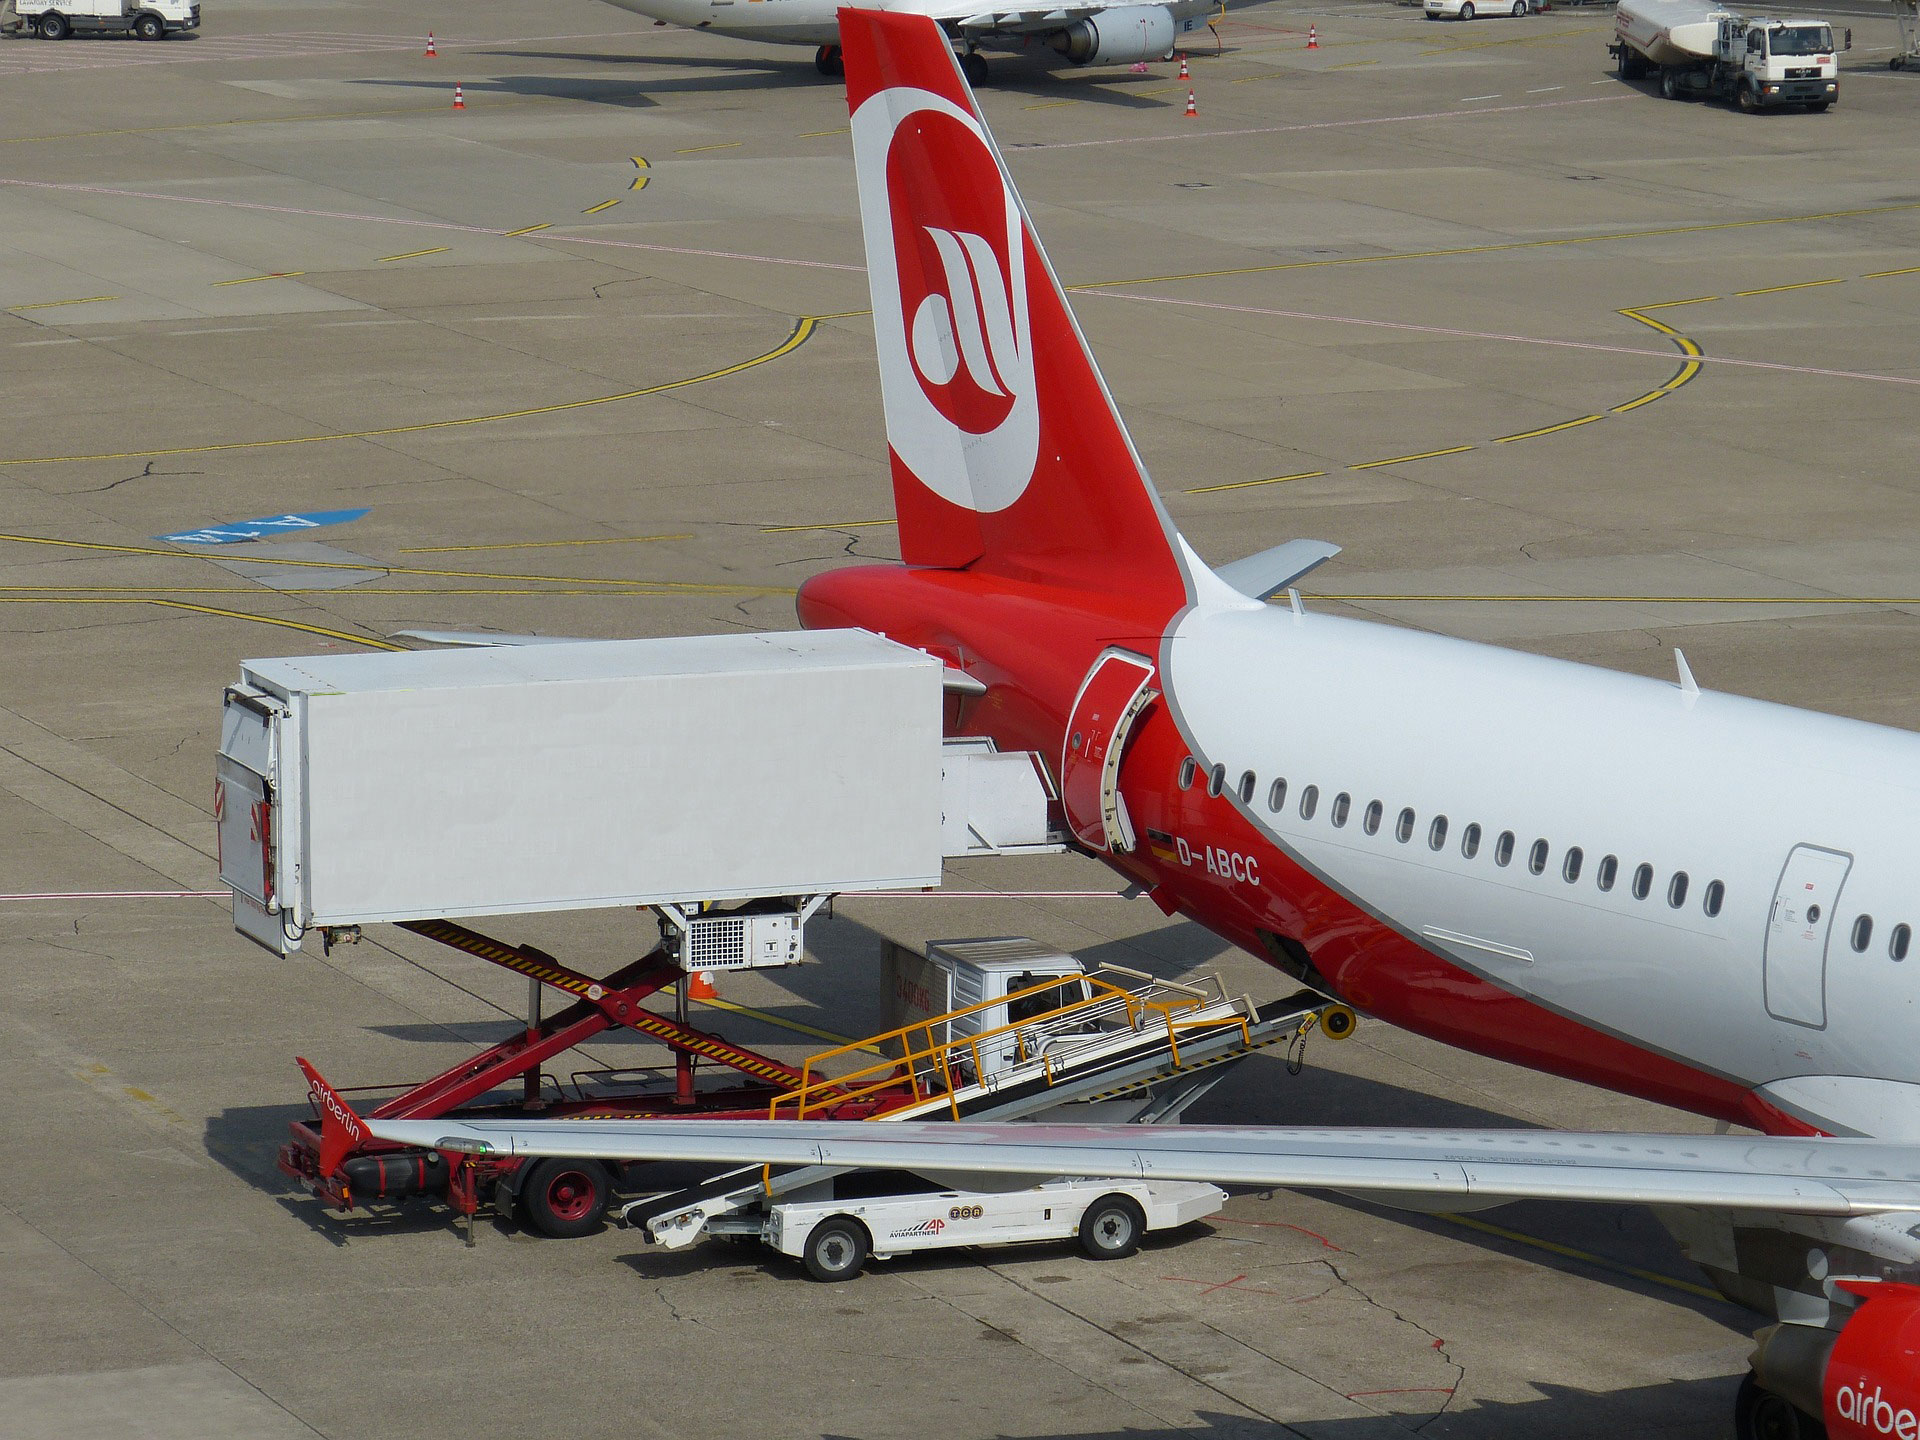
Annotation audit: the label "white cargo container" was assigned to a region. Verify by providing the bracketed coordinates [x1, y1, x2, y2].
[218, 630, 944, 951]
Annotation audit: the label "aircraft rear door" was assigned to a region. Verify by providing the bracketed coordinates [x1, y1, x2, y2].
[1060, 648, 1157, 854]
[1764, 844, 1852, 1029]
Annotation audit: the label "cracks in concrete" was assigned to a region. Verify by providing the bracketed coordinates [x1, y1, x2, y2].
[73, 460, 206, 495]
[1313, 1257, 1465, 1431]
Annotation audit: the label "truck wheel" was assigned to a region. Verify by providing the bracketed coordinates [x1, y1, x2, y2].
[519, 1157, 611, 1238]
[132, 12, 163, 38]
[1661, 68, 1679, 99]
[37, 12, 69, 38]
[802, 1217, 870, 1282]
[1737, 82, 1757, 111]
[1079, 1194, 1146, 1260]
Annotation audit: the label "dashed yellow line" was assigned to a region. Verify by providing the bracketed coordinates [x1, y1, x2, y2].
[1024, 99, 1078, 109]
[1613, 307, 1702, 412]
[503, 223, 551, 237]
[674, 142, 740, 154]
[0, 595, 403, 649]
[0, 98, 562, 146]
[760, 519, 895, 533]
[1866, 266, 1920, 279]
[378, 247, 450, 262]
[1733, 278, 1845, 297]
[581, 199, 621, 215]
[213, 272, 304, 287]
[398, 534, 689, 553]
[1495, 414, 1602, 443]
[1328, 59, 1378, 69]
[630, 156, 650, 191]
[0, 316, 817, 465]
[1349, 445, 1475, 471]
[1185, 470, 1327, 494]
[9, 295, 116, 310]
[1437, 1212, 1726, 1303]
[1630, 296, 1718, 310]
[797, 128, 848, 139]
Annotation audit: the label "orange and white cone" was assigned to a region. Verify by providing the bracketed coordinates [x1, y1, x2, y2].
[686, 971, 717, 1000]
[451, 83, 464, 109]
[1306, 24, 1318, 47]
[1178, 52, 1189, 79]
[1183, 88, 1197, 116]
[424, 31, 436, 56]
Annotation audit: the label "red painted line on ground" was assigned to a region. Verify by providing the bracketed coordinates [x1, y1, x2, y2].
[1215, 1216, 1346, 1250]
[1161, 1274, 1289, 1297]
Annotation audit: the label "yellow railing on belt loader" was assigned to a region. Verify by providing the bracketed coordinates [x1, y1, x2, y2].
[769, 965, 1253, 1122]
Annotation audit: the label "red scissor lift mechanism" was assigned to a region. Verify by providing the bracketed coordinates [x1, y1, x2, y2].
[281, 918, 909, 1226]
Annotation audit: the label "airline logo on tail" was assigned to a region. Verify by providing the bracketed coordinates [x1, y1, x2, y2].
[851, 87, 1038, 514]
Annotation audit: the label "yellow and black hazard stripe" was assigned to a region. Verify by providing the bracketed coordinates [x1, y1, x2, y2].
[399, 918, 598, 997]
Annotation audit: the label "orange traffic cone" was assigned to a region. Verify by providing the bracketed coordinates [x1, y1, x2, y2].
[687, 971, 717, 1000]
[451, 84, 464, 109]
[424, 30, 436, 56]
[1178, 51, 1189, 79]
[1306, 24, 1318, 47]
[1183, 88, 1197, 117]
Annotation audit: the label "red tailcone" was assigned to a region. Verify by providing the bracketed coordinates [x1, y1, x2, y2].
[838, 8, 1189, 611]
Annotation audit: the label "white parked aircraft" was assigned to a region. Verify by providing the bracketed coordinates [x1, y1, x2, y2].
[363, 7, 1920, 1436]
[594, 0, 1219, 81]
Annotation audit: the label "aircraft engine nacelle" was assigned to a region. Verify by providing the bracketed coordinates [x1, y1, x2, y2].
[1048, 5, 1177, 65]
[1748, 1283, 1920, 1440]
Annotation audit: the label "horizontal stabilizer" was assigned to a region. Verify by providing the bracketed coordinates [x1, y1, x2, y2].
[365, 1116, 1920, 1217]
[1215, 539, 1341, 603]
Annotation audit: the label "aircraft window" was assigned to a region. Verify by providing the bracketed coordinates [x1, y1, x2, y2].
[1208, 763, 1226, 797]
[1495, 831, 1515, 867]
[1597, 855, 1618, 892]
[1703, 879, 1725, 917]
[1528, 839, 1549, 876]
[1268, 778, 1288, 813]
[1364, 800, 1383, 836]
[1461, 823, 1481, 859]
[1892, 924, 1911, 962]
[1299, 785, 1319, 821]
[1428, 815, 1448, 851]
[1667, 871, 1689, 909]
[1562, 847, 1583, 883]
[1852, 915, 1874, 953]
[1331, 792, 1351, 828]
[1632, 863, 1653, 900]
[1179, 758, 1197, 790]
[1239, 770, 1256, 804]
[1395, 807, 1415, 843]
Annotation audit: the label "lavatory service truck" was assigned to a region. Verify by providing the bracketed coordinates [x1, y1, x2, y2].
[1611, 0, 1841, 109]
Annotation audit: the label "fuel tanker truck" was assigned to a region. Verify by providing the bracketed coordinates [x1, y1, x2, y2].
[1610, 0, 1844, 110]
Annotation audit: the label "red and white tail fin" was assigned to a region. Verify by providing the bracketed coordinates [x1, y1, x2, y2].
[841, 9, 1188, 606]
[297, 1056, 370, 1178]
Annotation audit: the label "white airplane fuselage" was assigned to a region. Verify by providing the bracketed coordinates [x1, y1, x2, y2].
[596, 0, 1216, 52]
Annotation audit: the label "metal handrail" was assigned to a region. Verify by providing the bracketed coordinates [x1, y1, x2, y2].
[770, 970, 1234, 1121]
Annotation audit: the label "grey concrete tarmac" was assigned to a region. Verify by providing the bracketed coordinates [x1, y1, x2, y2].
[2, 0, 1916, 1434]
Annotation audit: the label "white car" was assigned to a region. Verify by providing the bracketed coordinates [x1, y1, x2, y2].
[1425, 0, 1531, 17]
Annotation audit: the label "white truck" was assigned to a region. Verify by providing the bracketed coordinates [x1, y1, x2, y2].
[4, 0, 199, 40]
[757, 1177, 1226, 1281]
[1611, 0, 1843, 110]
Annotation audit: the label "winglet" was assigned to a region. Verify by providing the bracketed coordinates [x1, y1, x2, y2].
[1674, 648, 1699, 697]
[297, 1057, 371, 1178]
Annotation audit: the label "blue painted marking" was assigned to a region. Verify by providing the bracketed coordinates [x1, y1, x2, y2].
[156, 508, 370, 546]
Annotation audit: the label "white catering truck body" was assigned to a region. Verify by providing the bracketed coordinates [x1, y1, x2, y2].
[1612, 0, 1841, 108]
[4, 0, 198, 40]
[217, 630, 946, 950]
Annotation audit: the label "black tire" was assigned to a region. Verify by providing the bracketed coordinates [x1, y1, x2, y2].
[1511, 1, 1525, 15]
[802, 1217, 870, 1282]
[38, 12, 69, 39]
[1079, 1195, 1146, 1260]
[1890, 56, 1903, 70]
[1459, 2, 1475, 18]
[1662, 67, 1680, 99]
[1737, 81, 1758, 110]
[961, 50, 988, 85]
[813, 43, 842, 76]
[1734, 1373, 1823, 1440]
[519, 1157, 611, 1238]
[132, 12, 163, 38]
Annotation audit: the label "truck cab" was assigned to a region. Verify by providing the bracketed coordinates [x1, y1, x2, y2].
[882, 936, 1092, 1080]
[9, 0, 199, 40]
[1715, 15, 1840, 107]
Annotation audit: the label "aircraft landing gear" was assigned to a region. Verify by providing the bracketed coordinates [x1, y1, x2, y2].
[814, 43, 843, 77]
[1734, 1373, 1825, 1440]
[961, 49, 989, 85]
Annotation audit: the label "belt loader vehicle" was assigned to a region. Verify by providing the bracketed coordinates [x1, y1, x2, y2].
[1611, 0, 1843, 109]
[2, 0, 198, 39]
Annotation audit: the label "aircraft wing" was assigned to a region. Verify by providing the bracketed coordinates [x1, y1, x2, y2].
[882, 0, 1115, 33]
[365, 1117, 1920, 1216]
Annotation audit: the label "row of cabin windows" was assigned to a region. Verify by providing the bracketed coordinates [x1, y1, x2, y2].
[1179, 757, 1725, 918]
[1847, 913, 1912, 962]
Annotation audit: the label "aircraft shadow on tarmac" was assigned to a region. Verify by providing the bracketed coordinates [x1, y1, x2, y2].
[349, 56, 1175, 108]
